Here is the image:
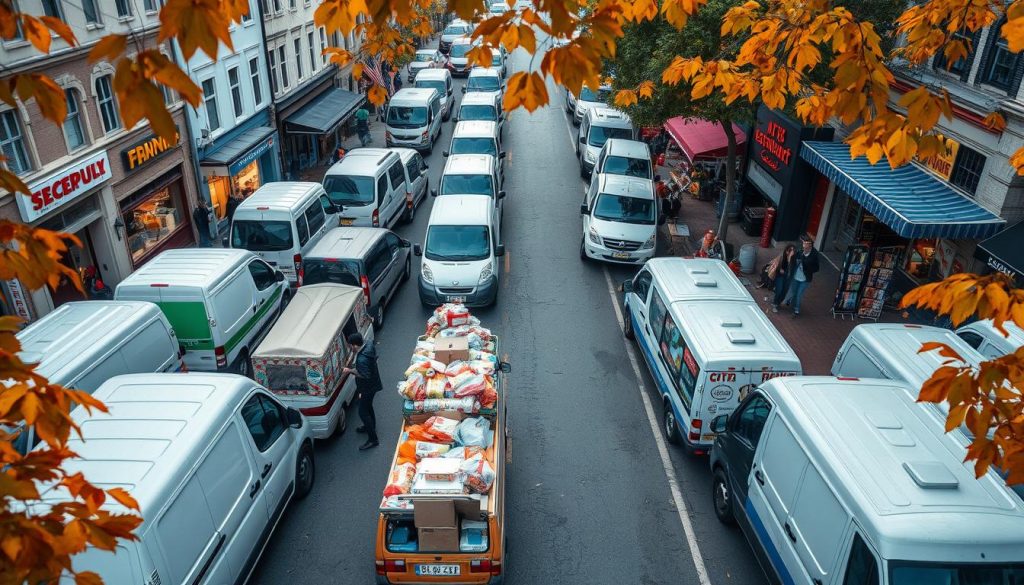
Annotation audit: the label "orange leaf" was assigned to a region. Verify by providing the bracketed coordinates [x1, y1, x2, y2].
[89, 34, 127, 64]
[159, 0, 234, 61]
[614, 89, 638, 108]
[39, 15, 76, 47]
[503, 71, 548, 112]
[107, 487, 140, 511]
[367, 84, 387, 106]
[21, 15, 51, 53]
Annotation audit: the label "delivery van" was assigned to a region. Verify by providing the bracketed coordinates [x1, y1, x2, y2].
[578, 107, 635, 178]
[709, 376, 1024, 585]
[115, 248, 288, 376]
[956, 319, 1024, 359]
[623, 258, 801, 454]
[13, 300, 184, 453]
[386, 88, 444, 153]
[324, 148, 409, 230]
[413, 68, 454, 120]
[52, 373, 315, 585]
[230, 181, 339, 286]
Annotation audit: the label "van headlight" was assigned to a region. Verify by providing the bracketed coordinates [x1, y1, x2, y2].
[479, 264, 493, 284]
[422, 263, 434, 284]
[588, 226, 601, 245]
[642, 234, 656, 249]
[584, 149, 596, 163]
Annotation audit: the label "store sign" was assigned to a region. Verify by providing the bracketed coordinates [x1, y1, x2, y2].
[5, 279, 32, 321]
[750, 108, 802, 185]
[228, 134, 275, 176]
[122, 129, 179, 171]
[746, 161, 783, 204]
[922, 136, 960, 181]
[20, 150, 111, 223]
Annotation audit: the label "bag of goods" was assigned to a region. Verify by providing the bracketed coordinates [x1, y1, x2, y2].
[479, 381, 498, 408]
[426, 303, 480, 336]
[425, 376, 448, 399]
[398, 372, 427, 401]
[404, 397, 480, 415]
[468, 360, 495, 376]
[382, 496, 415, 510]
[405, 358, 446, 379]
[423, 415, 460, 443]
[469, 349, 497, 365]
[445, 360, 474, 377]
[461, 454, 496, 494]
[416, 441, 452, 459]
[450, 373, 488, 399]
[383, 462, 417, 497]
[454, 417, 492, 448]
[444, 445, 484, 460]
[413, 338, 435, 357]
[397, 440, 418, 466]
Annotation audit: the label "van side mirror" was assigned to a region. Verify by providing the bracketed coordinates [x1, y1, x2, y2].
[400, 238, 412, 248]
[495, 244, 505, 257]
[711, 415, 728, 435]
[443, 151, 450, 157]
[453, 116, 459, 123]
[422, 162, 429, 170]
[326, 203, 341, 214]
[287, 407, 303, 428]
[621, 279, 633, 293]
[498, 361, 511, 373]
[275, 271, 286, 282]
[579, 134, 585, 143]
[414, 244, 423, 256]
[580, 203, 588, 215]
[497, 190, 506, 199]
[461, 86, 467, 94]
[430, 188, 438, 197]
[499, 151, 507, 159]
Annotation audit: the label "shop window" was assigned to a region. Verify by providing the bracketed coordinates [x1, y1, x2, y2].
[63, 89, 85, 151]
[249, 56, 263, 106]
[95, 75, 121, 134]
[82, 0, 101, 24]
[933, 31, 977, 78]
[201, 78, 220, 132]
[114, 0, 133, 19]
[294, 38, 303, 80]
[0, 110, 32, 175]
[228, 66, 243, 118]
[42, 0, 64, 21]
[121, 182, 186, 264]
[905, 239, 937, 281]
[950, 145, 985, 195]
[980, 24, 1021, 91]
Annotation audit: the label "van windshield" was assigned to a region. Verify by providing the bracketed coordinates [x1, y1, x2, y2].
[451, 137, 498, 156]
[603, 155, 652, 178]
[593, 193, 655, 225]
[580, 87, 610, 102]
[440, 174, 493, 196]
[323, 175, 375, 206]
[425, 225, 490, 261]
[588, 125, 633, 147]
[416, 80, 446, 96]
[387, 106, 429, 127]
[414, 53, 436, 62]
[467, 76, 500, 92]
[443, 24, 469, 35]
[231, 220, 294, 251]
[450, 44, 472, 58]
[303, 258, 361, 287]
[890, 562, 1024, 585]
[459, 104, 497, 122]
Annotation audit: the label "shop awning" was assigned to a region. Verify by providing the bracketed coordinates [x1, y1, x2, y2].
[284, 88, 364, 135]
[974, 220, 1024, 281]
[201, 125, 277, 176]
[800, 141, 1004, 240]
[663, 117, 747, 161]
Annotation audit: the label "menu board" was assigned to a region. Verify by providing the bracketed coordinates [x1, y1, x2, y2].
[857, 246, 901, 320]
[831, 245, 870, 318]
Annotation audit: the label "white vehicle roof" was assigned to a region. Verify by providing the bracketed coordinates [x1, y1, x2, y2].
[835, 323, 985, 387]
[453, 120, 498, 138]
[415, 68, 449, 82]
[391, 147, 421, 165]
[18, 301, 169, 384]
[603, 138, 650, 160]
[588, 107, 632, 127]
[50, 373, 257, 518]
[451, 37, 473, 47]
[118, 248, 254, 290]
[675, 301, 800, 369]
[415, 49, 440, 57]
[460, 92, 499, 107]
[326, 147, 398, 177]
[428, 195, 493, 226]
[308, 227, 386, 259]
[254, 284, 361, 359]
[468, 67, 501, 79]
[957, 319, 1024, 354]
[645, 257, 752, 303]
[596, 173, 654, 199]
[578, 84, 612, 103]
[387, 87, 438, 107]
[235, 181, 322, 213]
[759, 376, 1024, 563]
[443, 153, 495, 175]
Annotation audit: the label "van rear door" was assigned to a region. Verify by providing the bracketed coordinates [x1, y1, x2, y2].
[139, 285, 216, 371]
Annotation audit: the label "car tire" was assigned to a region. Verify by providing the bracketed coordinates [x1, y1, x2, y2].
[372, 301, 386, 330]
[294, 443, 315, 500]
[623, 306, 635, 340]
[579, 238, 589, 262]
[663, 400, 681, 445]
[713, 467, 737, 525]
[235, 350, 251, 378]
[580, 163, 588, 179]
[332, 408, 348, 437]
[402, 257, 412, 283]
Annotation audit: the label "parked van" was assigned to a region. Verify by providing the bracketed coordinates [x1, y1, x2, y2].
[569, 83, 611, 125]
[580, 173, 661, 264]
[115, 248, 288, 375]
[593, 138, 654, 179]
[393, 147, 431, 223]
[230, 181, 339, 286]
[709, 376, 1024, 585]
[438, 153, 506, 241]
[445, 37, 474, 76]
[440, 20, 471, 54]
[386, 88, 443, 152]
[54, 373, 315, 585]
[445, 121, 505, 186]
[415, 195, 505, 308]
[13, 300, 184, 453]
[956, 319, 1024, 358]
[414, 68, 454, 120]
[455, 92, 505, 138]
[324, 148, 408, 229]
[622, 257, 801, 453]
[463, 67, 504, 104]
[578, 107, 635, 178]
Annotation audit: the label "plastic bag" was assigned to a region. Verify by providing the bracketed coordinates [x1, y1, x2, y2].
[383, 462, 417, 497]
[414, 339, 435, 357]
[416, 441, 451, 459]
[479, 381, 498, 408]
[424, 416, 460, 443]
[397, 439, 418, 466]
[469, 360, 495, 376]
[405, 358, 446, 378]
[445, 360, 474, 377]
[398, 372, 427, 401]
[425, 376, 448, 399]
[455, 417, 491, 448]
[469, 350, 497, 365]
[404, 397, 480, 414]
[443, 445, 484, 460]
[461, 454, 496, 494]
[451, 373, 488, 398]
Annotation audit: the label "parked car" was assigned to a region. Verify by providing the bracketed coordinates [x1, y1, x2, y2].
[489, 47, 507, 79]
[440, 20, 471, 54]
[446, 37, 474, 77]
[956, 318, 1024, 358]
[463, 67, 504, 104]
[455, 91, 505, 138]
[324, 148, 409, 229]
[578, 107, 635, 178]
[444, 120, 505, 187]
[438, 153, 505, 242]
[571, 83, 612, 125]
[408, 48, 443, 81]
[384, 88, 444, 152]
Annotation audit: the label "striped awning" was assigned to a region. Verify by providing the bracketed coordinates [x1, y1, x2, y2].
[800, 141, 1004, 240]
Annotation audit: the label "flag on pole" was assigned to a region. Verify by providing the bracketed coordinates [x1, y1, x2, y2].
[363, 56, 395, 98]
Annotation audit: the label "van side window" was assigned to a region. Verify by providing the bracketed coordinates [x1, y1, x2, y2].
[842, 534, 880, 585]
[385, 233, 402, 257]
[406, 157, 422, 181]
[658, 316, 690, 404]
[839, 345, 884, 378]
[366, 238, 390, 282]
[320, 194, 335, 215]
[248, 260, 277, 291]
[957, 330, 984, 350]
[632, 270, 652, 302]
[387, 162, 406, 190]
[732, 394, 772, 447]
[296, 214, 310, 247]
[649, 291, 669, 344]
[241, 394, 287, 452]
[305, 201, 326, 234]
[376, 174, 389, 204]
[156, 475, 217, 584]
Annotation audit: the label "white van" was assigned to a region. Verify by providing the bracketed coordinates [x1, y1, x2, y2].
[455, 92, 505, 138]
[623, 257, 801, 453]
[413, 68, 454, 120]
[54, 373, 315, 585]
[578, 107, 635, 178]
[445, 120, 505, 186]
[580, 173, 661, 264]
[415, 195, 505, 308]
[392, 147, 430, 224]
[323, 148, 408, 229]
[13, 300, 184, 453]
[593, 138, 654, 179]
[956, 319, 1024, 359]
[709, 376, 1024, 585]
[463, 67, 504, 104]
[438, 153, 505, 242]
[115, 248, 288, 375]
[385, 88, 443, 153]
[229, 181, 339, 287]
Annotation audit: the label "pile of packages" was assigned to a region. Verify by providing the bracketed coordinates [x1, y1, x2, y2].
[397, 304, 499, 415]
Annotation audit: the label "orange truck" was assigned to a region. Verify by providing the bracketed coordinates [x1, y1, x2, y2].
[374, 342, 509, 585]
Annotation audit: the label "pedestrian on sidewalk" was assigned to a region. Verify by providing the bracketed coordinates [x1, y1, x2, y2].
[783, 235, 820, 317]
[356, 106, 371, 146]
[770, 244, 796, 313]
[192, 200, 213, 247]
[343, 333, 382, 450]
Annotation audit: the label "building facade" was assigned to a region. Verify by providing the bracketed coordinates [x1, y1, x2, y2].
[0, 0, 202, 320]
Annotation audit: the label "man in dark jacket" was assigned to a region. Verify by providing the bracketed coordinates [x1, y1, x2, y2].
[784, 234, 821, 317]
[343, 333, 382, 450]
[192, 200, 212, 247]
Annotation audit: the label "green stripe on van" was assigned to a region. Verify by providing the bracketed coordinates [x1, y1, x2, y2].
[157, 302, 215, 350]
[224, 286, 283, 353]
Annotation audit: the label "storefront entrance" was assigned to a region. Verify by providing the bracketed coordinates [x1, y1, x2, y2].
[120, 171, 194, 267]
[38, 200, 106, 308]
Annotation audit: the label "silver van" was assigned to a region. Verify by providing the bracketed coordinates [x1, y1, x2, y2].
[578, 107, 635, 178]
[385, 88, 444, 153]
[444, 120, 505, 186]
[438, 153, 506, 242]
[323, 148, 408, 229]
[413, 68, 454, 120]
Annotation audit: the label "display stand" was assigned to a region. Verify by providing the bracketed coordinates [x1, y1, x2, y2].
[857, 246, 901, 320]
[831, 245, 870, 319]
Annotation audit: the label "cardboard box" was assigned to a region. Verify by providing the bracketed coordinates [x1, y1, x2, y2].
[417, 458, 462, 482]
[454, 498, 485, 521]
[414, 499, 456, 528]
[405, 410, 468, 425]
[411, 475, 465, 495]
[418, 527, 459, 552]
[434, 336, 470, 364]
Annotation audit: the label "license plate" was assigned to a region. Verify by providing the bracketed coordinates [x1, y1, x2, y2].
[446, 296, 466, 303]
[612, 252, 631, 259]
[415, 564, 460, 576]
[341, 218, 354, 226]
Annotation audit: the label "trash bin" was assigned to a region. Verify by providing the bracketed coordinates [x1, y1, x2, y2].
[738, 244, 757, 274]
[742, 207, 766, 236]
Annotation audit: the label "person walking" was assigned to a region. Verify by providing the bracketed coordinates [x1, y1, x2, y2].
[783, 235, 820, 317]
[355, 106, 371, 146]
[770, 244, 796, 312]
[343, 333, 382, 450]
[226, 190, 244, 224]
[192, 200, 212, 247]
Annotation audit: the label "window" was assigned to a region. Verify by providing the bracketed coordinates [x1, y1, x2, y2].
[933, 31, 977, 77]
[385, 232, 402, 257]
[121, 182, 186, 263]
[248, 57, 263, 106]
[241, 394, 287, 451]
[114, 0, 132, 19]
[201, 78, 220, 131]
[289, 0, 296, 8]
[82, 0, 101, 25]
[950, 144, 985, 195]
[296, 215, 310, 246]
[241, 2, 252, 21]
[387, 162, 405, 189]
[319, 28, 329, 65]
[62, 89, 85, 151]
[294, 38, 303, 80]
[228, 66, 243, 118]
[366, 239, 390, 281]
[406, 158, 421, 182]
[268, 50, 279, 94]
[248, 260, 278, 290]
[42, 0, 64, 20]
[278, 46, 289, 88]
[732, 395, 772, 447]
[273, 0, 281, 11]
[261, 0, 272, 15]
[648, 291, 668, 341]
[143, 0, 158, 12]
[232, 221, 293, 251]
[0, 111, 31, 175]
[160, 83, 174, 105]
[376, 175, 388, 204]
[632, 269, 652, 301]
[958, 331, 985, 350]
[304, 201, 326, 234]
[6, 0, 23, 40]
[95, 75, 121, 133]
[981, 25, 1021, 91]
[843, 535, 880, 585]
[307, 30, 317, 73]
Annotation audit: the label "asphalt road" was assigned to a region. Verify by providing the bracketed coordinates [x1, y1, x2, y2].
[251, 40, 766, 585]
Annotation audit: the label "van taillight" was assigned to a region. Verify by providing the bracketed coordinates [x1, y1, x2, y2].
[471, 559, 499, 574]
[293, 253, 303, 285]
[215, 346, 227, 368]
[376, 559, 406, 574]
[372, 208, 380, 227]
[406, 192, 413, 208]
[689, 418, 703, 442]
[360, 275, 371, 306]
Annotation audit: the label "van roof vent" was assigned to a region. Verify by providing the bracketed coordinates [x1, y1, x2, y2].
[865, 411, 902, 430]
[902, 461, 959, 490]
[720, 317, 743, 328]
[727, 331, 756, 344]
[688, 267, 710, 275]
[694, 278, 718, 288]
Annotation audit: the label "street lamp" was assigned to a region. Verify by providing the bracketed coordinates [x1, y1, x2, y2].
[113, 216, 125, 241]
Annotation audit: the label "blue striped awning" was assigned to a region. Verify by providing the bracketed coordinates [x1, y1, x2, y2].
[800, 141, 1004, 240]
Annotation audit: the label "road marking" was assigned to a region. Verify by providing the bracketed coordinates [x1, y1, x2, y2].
[601, 267, 713, 585]
[504, 248, 511, 274]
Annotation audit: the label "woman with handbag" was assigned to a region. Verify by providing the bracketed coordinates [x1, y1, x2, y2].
[771, 244, 797, 313]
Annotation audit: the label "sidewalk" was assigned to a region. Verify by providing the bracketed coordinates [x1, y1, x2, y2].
[298, 122, 389, 182]
[660, 181, 901, 375]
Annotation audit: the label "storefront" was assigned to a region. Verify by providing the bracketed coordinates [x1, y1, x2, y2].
[661, 117, 748, 219]
[974, 220, 1024, 286]
[200, 123, 281, 226]
[279, 83, 364, 178]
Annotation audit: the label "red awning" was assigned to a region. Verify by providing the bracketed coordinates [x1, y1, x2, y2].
[663, 117, 747, 161]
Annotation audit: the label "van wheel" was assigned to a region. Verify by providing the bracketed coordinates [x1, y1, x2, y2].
[373, 303, 386, 330]
[401, 257, 411, 283]
[579, 238, 589, 262]
[294, 444, 315, 499]
[663, 401, 681, 445]
[403, 201, 416, 224]
[235, 350, 251, 378]
[712, 467, 736, 525]
[623, 307, 635, 340]
[333, 408, 348, 437]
